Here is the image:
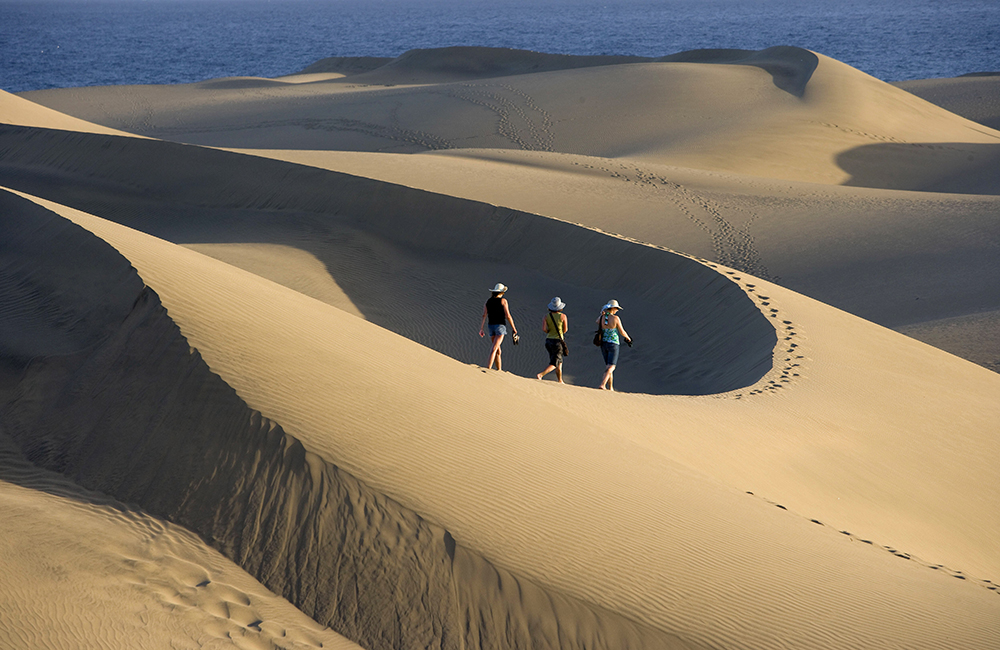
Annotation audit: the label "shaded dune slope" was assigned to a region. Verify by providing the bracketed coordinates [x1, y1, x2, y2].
[340, 46, 650, 84]
[0, 193, 681, 650]
[290, 45, 814, 90]
[659, 46, 818, 96]
[0, 126, 775, 394]
[296, 56, 395, 77]
[895, 75, 1000, 131]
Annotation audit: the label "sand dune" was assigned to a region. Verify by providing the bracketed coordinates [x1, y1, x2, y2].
[5, 185, 1000, 649]
[0, 89, 130, 137]
[895, 73, 1000, 131]
[13, 46, 1000, 371]
[0, 124, 774, 394]
[3, 47, 1000, 649]
[20, 47, 1000, 192]
[10, 46, 1000, 369]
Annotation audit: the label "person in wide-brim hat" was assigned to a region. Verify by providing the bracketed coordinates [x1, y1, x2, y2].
[537, 297, 569, 383]
[479, 283, 518, 370]
[597, 299, 631, 391]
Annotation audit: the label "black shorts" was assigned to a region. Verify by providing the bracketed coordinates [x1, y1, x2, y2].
[545, 338, 564, 365]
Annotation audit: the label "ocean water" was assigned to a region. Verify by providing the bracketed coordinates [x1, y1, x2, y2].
[1, 0, 998, 93]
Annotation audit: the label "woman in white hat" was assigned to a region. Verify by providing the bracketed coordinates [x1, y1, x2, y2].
[479, 283, 518, 371]
[537, 297, 569, 383]
[597, 299, 631, 391]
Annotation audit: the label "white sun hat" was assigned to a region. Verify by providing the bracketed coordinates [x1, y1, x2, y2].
[490, 283, 508, 293]
[548, 297, 566, 311]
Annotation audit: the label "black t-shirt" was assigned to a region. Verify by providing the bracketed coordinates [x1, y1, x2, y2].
[486, 297, 506, 325]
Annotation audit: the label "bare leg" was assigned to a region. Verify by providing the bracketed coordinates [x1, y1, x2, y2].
[537, 364, 556, 380]
[487, 334, 504, 370]
[555, 362, 564, 383]
[600, 364, 616, 390]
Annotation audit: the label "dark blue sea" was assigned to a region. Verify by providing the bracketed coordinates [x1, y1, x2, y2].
[1, 0, 998, 93]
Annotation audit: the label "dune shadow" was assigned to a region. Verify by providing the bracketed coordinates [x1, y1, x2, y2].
[836, 141, 1000, 195]
[301, 45, 818, 97]
[336, 46, 650, 85]
[0, 124, 775, 395]
[658, 46, 819, 97]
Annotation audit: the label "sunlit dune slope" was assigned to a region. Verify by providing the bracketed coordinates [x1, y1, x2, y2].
[18, 46, 1000, 192]
[3, 183, 999, 649]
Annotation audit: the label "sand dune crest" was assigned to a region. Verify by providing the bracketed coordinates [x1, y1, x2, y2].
[660, 46, 819, 96]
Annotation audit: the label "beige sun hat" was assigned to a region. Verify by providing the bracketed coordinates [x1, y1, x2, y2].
[603, 299, 623, 311]
[490, 283, 508, 293]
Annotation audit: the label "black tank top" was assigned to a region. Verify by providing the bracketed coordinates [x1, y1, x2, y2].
[486, 297, 506, 325]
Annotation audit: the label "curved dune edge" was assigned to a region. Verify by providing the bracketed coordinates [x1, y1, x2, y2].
[4, 188, 999, 649]
[0, 124, 774, 396]
[224, 145, 1000, 327]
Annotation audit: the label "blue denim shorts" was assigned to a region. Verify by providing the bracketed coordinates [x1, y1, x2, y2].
[488, 324, 507, 337]
[601, 341, 620, 366]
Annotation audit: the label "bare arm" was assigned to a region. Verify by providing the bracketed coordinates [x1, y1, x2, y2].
[562, 313, 569, 333]
[502, 299, 517, 335]
[479, 304, 488, 336]
[542, 315, 550, 333]
[616, 316, 631, 343]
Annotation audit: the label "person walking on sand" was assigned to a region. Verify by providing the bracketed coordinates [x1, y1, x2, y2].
[597, 300, 632, 391]
[479, 283, 518, 371]
[537, 297, 569, 383]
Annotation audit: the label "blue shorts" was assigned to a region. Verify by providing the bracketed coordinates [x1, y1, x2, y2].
[601, 341, 620, 366]
[488, 324, 507, 337]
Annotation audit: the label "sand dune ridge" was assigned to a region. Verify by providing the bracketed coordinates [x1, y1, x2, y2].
[0, 191, 700, 650]
[0, 126, 776, 394]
